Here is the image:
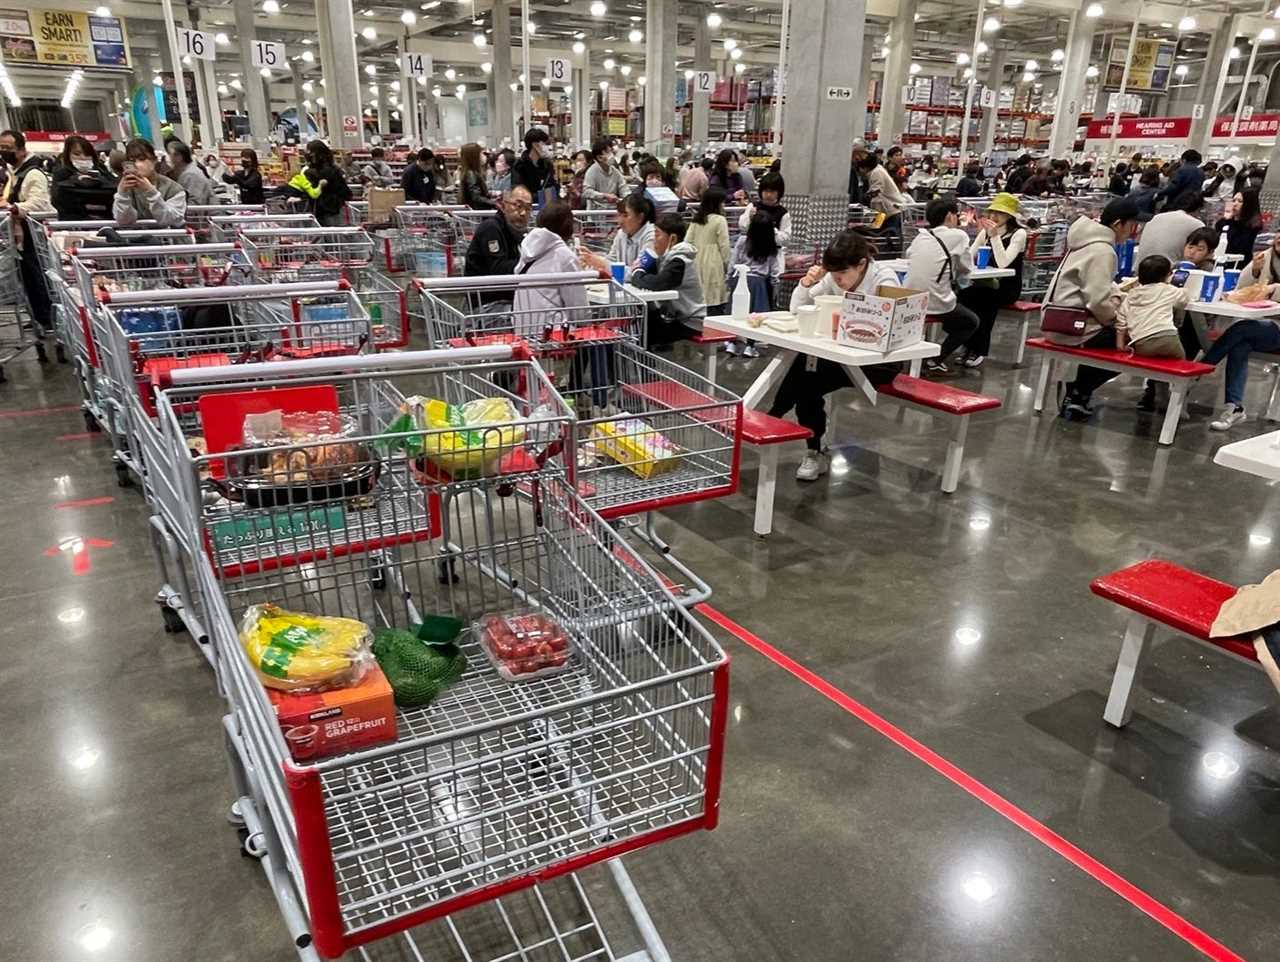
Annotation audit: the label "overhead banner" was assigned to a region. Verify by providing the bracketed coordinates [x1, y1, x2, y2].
[1084, 116, 1191, 140]
[1211, 113, 1280, 140]
[0, 7, 129, 67]
[1105, 38, 1175, 91]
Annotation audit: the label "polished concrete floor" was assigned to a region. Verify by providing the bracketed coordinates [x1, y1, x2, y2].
[3, 320, 1279, 962]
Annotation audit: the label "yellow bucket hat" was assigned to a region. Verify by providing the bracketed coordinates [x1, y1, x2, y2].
[987, 193, 1021, 217]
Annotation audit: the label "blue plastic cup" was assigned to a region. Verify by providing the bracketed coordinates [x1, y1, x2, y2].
[637, 248, 658, 273]
[975, 246, 992, 268]
[610, 262, 626, 283]
[1223, 270, 1241, 293]
[1200, 275, 1220, 302]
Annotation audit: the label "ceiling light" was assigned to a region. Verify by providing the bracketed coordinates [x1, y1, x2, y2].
[481, 61, 492, 73]
[629, 28, 642, 43]
[259, 67, 271, 78]
[361, 26, 377, 40]
[541, 75, 549, 86]
[975, 41, 989, 54]
[526, 20, 536, 34]
[1262, 27, 1277, 40]
[1051, 48, 1065, 62]
[1022, 70, 1036, 82]
[301, 50, 314, 62]
[734, 62, 744, 73]
[1230, 46, 1241, 59]
[723, 38, 737, 51]
[401, 9, 416, 25]
[620, 64, 631, 76]
[365, 64, 376, 75]
[706, 12, 722, 28]
[573, 40, 585, 54]
[518, 72, 525, 82]
[637, 75, 646, 85]
[316, 95, 325, 105]
[598, 79, 608, 89]
[473, 32, 486, 46]
[565, 84, 573, 93]
[182, 55, 191, 66]
[1174, 64, 1188, 76]
[389, 79, 400, 90]
[368, 83, 377, 93]
[603, 57, 615, 69]
[730, 47, 742, 60]
[963, 67, 974, 78]
[215, 32, 229, 45]
[983, 16, 1001, 32]
[684, 68, 694, 79]
[956, 52, 970, 65]
[262, 0, 279, 13]
[455, 83, 465, 94]
[217, 83, 229, 94]
[1178, 15, 1195, 31]
[881, 46, 890, 58]
[909, 62, 921, 74]
[508, 82, 517, 91]
[94, 5, 110, 15]
[1025, 59, 1039, 71]
[590, 0, 606, 15]
[302, 80, 313, 91]
[1004, 0, 1023, 6]
[230, 78, 243, 90]
[444, 67, 456, 80]
[1086, 64, 1099, 77]
[1085, 2, 1104, 17]
[422, 0, 440, 7]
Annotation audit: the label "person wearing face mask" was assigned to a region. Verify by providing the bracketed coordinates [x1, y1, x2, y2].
[583, 138, 625, 210]
[513, 128, 559, 206]
[51, 134, 116, 220]
[113, 138, 187, 228]
[222, 148, 265, 205]
[0, 129, 55, 353]
[565, 149, 590, 209]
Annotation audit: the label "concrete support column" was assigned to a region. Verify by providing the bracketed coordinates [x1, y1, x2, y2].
[199, 57, 222, 145]
[878, 0, 918, 147]
[781, 0, 865, 248]
[291, 64, 309, 143]
[644, 0, 677, 154]
[316, 0, 364, 148]
[376, 84, 389, 139]
[232, 0, 270, 146]
[1193, 15, 1239, 155]
[398, 35, 417, 146]
[424, 87, 439, 145]
[572, 65, 586, 144]
[851, 34, 875, 144]
[491, 0, 514, 148]
[977, 46, 1007, 159]
[691, 7, 711, 149]
[1047, 0, 1099, 159]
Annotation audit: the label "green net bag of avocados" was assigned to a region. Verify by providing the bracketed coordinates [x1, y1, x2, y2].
[372, 621, 467, 708]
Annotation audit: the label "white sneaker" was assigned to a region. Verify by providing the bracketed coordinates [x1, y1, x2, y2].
[795, 451, 828, 482]
[962, 353, 985, 369]
[742, 343, 761, 358]
[723, 341, 740, 356]
[1210, 406, 1247, 431]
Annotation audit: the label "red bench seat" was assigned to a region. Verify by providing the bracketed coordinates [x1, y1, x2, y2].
[1026, 337, 1215, 378]
[690, 329, 736, 345]
[876, 373, 1002, 415]
[1091, 560, 1260, 728]
[740, 409, 812, 445]
[1007, 300, 1040, 313]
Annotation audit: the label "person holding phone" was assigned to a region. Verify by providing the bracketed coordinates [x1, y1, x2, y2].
[112, 138, 186, 227]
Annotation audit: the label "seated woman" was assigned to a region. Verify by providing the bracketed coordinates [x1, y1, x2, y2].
[958, 193, 1028, 369]
[1214, 188, 1263, 266]
[1200, 232, 1280, 431]
[629, 213, 706, 346]
[511, 201, 588, 335]
[769, 231, 900, 482]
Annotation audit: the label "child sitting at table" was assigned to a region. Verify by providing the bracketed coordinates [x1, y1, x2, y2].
[769, 230, 900, 482]
[629, 213, 706, 345]
[1116, 255, 1193, 360]
[724, 214, 784, 357]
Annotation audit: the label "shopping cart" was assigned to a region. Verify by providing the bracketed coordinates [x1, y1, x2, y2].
[574, 209, 621, 256]
[157, 349, 728, 959]
[450, 208, 497, 253]
[238, 226, 378, 282]
[209, 212, 321, 241]
[187, 204, 266, 240]
[417, 274, 742, 605]
[376, 205, 465, 276]
[89, 279, 372, 490]
[0, 211, 31, 381]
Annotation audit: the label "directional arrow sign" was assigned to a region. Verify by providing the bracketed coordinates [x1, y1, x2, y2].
[45, 536, 114, 576]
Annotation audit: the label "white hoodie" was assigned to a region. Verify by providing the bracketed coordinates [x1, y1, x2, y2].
[512, 227, 588, 335]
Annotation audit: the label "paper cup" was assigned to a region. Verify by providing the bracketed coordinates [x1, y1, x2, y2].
[1223, 270, 1241, 293]
[975, 246, 992, 268]
[813, 294, 845, 339]
[796, 305, 820, 337]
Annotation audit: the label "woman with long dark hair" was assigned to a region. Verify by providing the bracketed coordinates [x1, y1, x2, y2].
[708, 149, 747, 204]
[1215, 188, 1263, 262]
[301, 140, 350, 226]
[222, 148, 264, 204]
[458, 142, 495, 210]
[50, 134, 115, 219]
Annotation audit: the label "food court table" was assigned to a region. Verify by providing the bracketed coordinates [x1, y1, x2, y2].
[879, 260, 1017, 282]
[704, 316, 940, 407]
[586, 283, 678, 305]
[1213, 430, 1280, 481]
[1186, 299, 1280, 352]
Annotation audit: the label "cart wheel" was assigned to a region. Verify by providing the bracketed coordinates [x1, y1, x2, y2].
[160, 606, 184, 634]
[242, 832, 266, 860]
[115, 463, 132, 488]
[227, 800, 246, 828]
[369, 565, 386, 591]
[84, 411, 101, 433]
[56, 344, 67, 364]
[437, 557, 459, 585]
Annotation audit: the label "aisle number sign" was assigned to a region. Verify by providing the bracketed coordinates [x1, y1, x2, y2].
[0, 7, 129, 66]
[250, 40, 285, 70]
[176, 27, 215, 61]
[404, 52, 432, 77]
[546, 56, 570, 85]
[694, 71, 715, 96]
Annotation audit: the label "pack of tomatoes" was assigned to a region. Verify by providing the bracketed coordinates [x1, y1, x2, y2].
[475, 611, 574, 681]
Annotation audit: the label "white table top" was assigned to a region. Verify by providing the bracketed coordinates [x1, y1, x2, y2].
[704, 316, 940, 366]
[880, 259, 1016, 281]
[586, 284, 678, 304]
[1214, 430, 1280, 481]
[1186, 299, 1280, 320]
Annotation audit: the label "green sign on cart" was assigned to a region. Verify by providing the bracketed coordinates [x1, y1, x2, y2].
[211, 505, 347, 552]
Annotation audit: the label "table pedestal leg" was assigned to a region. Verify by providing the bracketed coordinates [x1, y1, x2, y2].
[742, 350, 795, 410]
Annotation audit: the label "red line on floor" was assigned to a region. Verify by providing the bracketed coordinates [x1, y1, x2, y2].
[694, 602, 1249, 962]
[0, 404, 81, 419]
[55, 432, 97, 442]
[54, 496, 115, 509]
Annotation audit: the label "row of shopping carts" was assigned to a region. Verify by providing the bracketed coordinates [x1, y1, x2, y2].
[31, 210, 742, 960]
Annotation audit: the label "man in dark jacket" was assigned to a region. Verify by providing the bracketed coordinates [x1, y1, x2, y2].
[401, 147, 436, 204]
[849, 141, 870, 206]
[1156, 148, 1203, 211]
[512, 129, 558, 204]
[1005, 154, 1034, 193]
[464, 186, 533, 300]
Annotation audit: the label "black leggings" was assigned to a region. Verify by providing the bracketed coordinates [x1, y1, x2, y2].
[958, 284, 1018, 357]
[768, 357, 898, 451]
